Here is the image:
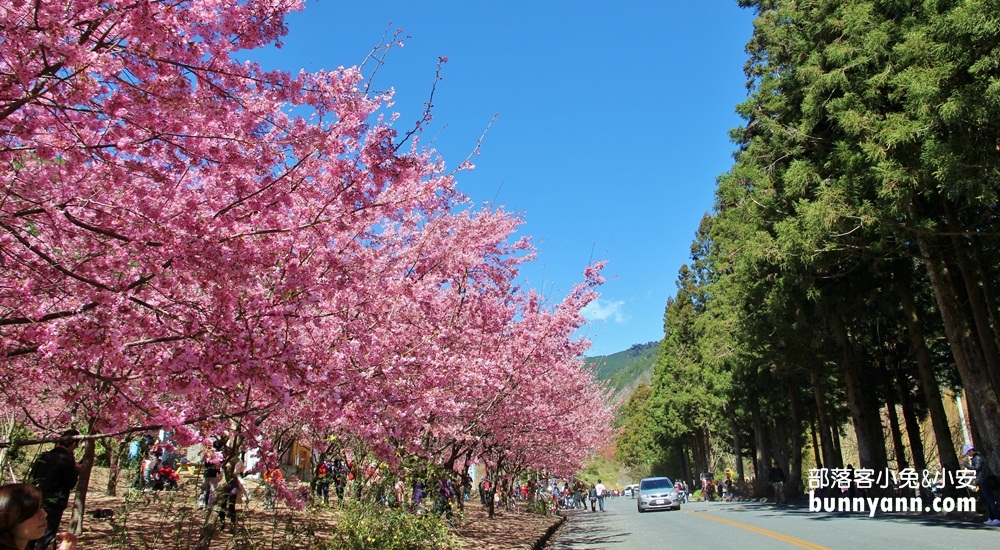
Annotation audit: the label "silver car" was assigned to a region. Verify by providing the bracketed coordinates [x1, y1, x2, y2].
[637, 477, 681, 512]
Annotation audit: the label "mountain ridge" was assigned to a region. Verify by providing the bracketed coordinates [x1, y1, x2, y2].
[585, 340, 659, 395]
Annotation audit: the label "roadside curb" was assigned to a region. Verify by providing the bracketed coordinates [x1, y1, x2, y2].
[531, 513, 566, 550]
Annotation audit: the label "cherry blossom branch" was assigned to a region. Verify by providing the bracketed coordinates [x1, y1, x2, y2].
[0, 398, 299, 449]
[213, 154, 311, 219]
[0, 221, 114, 291]
[0, 302, 99, 327]
[450, 113, 498, 175]
[395, 56, 447, 152]
[361, 25, 408, 95]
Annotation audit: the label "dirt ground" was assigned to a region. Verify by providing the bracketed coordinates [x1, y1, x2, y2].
[65, 469, 561, 549]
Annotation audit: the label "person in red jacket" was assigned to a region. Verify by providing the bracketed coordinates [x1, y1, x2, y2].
[262, 465, 283, 510]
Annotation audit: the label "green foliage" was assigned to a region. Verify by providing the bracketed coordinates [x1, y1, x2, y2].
[651, 218, 732, 445]
[525, 497, 549, 516]
[0, 422, 36, 470]
[586, 341, 659, 392]
[330, 501, 457, 550]
[578, 454, 620, 486]
[614, 384, 658, 468]
[696, 0, 1000, 476]
[623, 0, 1000, 492]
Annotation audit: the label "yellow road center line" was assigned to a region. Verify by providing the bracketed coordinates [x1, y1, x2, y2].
[683, 510, 830, 550]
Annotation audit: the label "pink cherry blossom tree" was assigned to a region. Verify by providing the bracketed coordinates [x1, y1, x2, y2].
[1, 0, 615, 538]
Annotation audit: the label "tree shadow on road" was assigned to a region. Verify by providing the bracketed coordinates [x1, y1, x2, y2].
[705, 499, 994, 531]
[545, 509, 631, 548]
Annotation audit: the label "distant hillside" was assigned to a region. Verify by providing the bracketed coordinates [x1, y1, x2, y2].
[585, 341, 659, 394]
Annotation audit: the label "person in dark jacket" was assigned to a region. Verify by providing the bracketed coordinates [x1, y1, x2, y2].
[768, 461, 786, 504]
[217, 476, 240, 533]
[27, 430, 80, 550]
[963, 444, 1000, 526]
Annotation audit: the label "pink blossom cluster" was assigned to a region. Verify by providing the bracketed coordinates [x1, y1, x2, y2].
[0, 0, 613, 476]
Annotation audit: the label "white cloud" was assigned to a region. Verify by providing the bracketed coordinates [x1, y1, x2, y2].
[581, 299, 628, 324]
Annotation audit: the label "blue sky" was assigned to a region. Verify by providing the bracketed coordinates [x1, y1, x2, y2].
[252, 1, 756, 357]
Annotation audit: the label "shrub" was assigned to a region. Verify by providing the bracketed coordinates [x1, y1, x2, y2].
[525, 497, 549, 515]
[330, 501, 457, 550]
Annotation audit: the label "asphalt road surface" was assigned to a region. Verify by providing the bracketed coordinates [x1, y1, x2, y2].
[546, 496, 1000, 549]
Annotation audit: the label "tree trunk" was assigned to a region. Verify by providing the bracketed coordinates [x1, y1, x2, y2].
[456, 450, 473, 513]
[486, 475, 497, 519]
[885, 397, 909, 471]
[690, 432, 707, 479]
[769, 417, 788, 473]
[830, 312, 888, 472]
[787, 386, 803, 496]
[486, 458, 501, 519]
[0, 417, 19, 483]
[944, 200, 1000, 387]
[915, 229, 1000, 477]
[680, 444, 694, 488]
[952, 244, 1000, 385]
[729, 413, 745, 483]
[69, 437, 96, 535]
[106, 438, 130, 496]
[810, 417, 821, 468]
[897, 282, 961, 478]
[811, 370, 838, 470]
[831, 422, 844, 467]
[898, 384, 928, 473]
[966, 394, 984, 449]
[969, 239, 1000, 349]
[703, 426, 714, 475]
[751, 404, 772, 495]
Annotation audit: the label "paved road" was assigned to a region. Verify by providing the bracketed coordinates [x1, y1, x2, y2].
[546, 496, 1000, 549]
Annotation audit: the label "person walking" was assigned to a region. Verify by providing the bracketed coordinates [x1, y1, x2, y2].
[963, 444, 1000, 526]
[435, 476, 454, 518]
[393, 478, 406, 508]
[595, 479, 607, 512]
[198, 446, 222, 510]
[462, 474, 472, 502]
[262, 464, 283, 510]
[314, 460, 331, 505]
[478, 477, 488, 506]
[217, 475, 240, 533]
[332, 458, 347, 503]
[575, 481, 587, 509]
[410, 479, 425, 513]
[27, 430, 79, 550]
[768, 461, 787, 504]
[588, 484, 597, 512]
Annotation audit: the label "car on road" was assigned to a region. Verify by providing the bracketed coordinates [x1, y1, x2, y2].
[636, 476, 681, 512]
[624, 484, 639, 498]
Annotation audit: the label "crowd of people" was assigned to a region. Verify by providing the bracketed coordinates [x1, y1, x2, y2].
[3, 432, 489, 547]
[698, 475, 745, 502]
[541, 478, 615, 513]
[145, 440, 1000, 532]
[8, 429, 1000, 548]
